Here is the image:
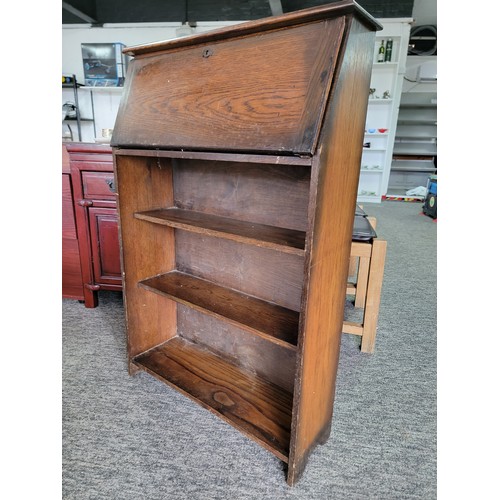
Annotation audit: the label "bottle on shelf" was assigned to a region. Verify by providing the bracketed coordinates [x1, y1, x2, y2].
[385, 39, 393, 62]
[377, 39, 385, 62]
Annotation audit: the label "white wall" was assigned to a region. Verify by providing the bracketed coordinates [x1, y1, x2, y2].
[412, 0, 437, 26]
[405, 1, 437, 94]
[402, 55, 437, 93]
[62, 22, 242, 81]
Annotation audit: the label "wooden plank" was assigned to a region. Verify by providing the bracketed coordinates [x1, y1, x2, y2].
[360, 239, 387, 353]
[62, 238, 84, 299]
[287, 18, 376, 485]
[176, 231, 304, 312]
[113, 148, 313, 166]
[366, 216, 377, 229]
[134, 336, 293, 462]
[112, 19, 345, 154]
[135, 208, 306, 256]
[172, 159, 310, 232]
[62, 174, 77, 239]
[139, 271, 299, 350]
[350, 241, 372, 258]
[354, 256, 370, 308]
[114, 156, 178, 361]
[177, 306, 297, 393]
[341, 321, 363, 335]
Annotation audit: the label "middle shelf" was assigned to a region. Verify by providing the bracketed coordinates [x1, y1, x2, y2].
[135, 208, 306, 256]
[139, 270, 300, 350]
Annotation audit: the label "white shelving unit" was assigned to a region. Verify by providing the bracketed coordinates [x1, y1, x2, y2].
[388, 91, 437, 197]
[79, 86, 124, 142]
[357, 18, 412, 204]
[62, 85, 125, 143]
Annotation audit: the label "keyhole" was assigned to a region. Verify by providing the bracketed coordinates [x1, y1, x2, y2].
[202, 48, 213, 58]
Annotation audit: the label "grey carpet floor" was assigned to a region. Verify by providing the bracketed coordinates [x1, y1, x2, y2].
[62, 200, 437, 499]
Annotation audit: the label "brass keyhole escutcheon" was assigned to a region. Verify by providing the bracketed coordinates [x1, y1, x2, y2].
[202, 48, 213, 58]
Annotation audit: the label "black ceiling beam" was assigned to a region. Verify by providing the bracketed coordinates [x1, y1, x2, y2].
[62, 1, 415, 25]
[62, 1, 97, 23]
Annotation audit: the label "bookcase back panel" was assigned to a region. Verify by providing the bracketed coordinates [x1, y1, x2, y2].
[177, 305, 296, 392]
[112, 18, 345, 154]
[173, 160, 310, 232]
[175, 230, 304, 312]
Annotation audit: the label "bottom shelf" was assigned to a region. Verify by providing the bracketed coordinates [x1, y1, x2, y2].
[133, 336, 293, 462]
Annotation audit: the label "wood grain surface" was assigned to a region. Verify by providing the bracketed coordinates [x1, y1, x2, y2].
[112, 19, 344, 154]
[134, 336, 293, 461]
[177, 306, 297, 393]
[134, 208, 306, 255]
[114, 156, 178, 359]
[287, 17, 376, 485]
[172, 159, 310, 232]
[113, 148, 313, 166]
[175, 231, 304, 312]
[112, 0, 381, 485]
[139, 270, 299, 349]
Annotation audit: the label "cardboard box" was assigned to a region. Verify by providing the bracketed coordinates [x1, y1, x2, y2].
[81, 43, 128, 87]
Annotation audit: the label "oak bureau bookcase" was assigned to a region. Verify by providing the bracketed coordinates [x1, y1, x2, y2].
[111, 0, 381, 485]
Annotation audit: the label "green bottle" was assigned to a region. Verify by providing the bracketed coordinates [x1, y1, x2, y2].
[385, 39, 393, 62]
[377, 40, 385, 62]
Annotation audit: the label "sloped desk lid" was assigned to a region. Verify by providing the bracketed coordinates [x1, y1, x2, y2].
[111, 0, 381, 155]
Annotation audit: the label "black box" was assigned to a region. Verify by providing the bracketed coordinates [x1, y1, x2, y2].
[422, 176, 437, 219]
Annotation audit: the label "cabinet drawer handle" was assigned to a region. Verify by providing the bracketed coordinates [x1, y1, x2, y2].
[106, 179, 116, 193]
[78, 200, 93, 207]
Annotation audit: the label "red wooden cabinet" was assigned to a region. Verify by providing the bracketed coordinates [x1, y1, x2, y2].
[88, 207, 122, 285]
[66, 143, 122, 307]
[62, 144, 84, 300]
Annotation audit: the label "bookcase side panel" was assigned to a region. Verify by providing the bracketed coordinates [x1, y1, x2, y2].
[288, 18, 376, 485]
[114, 155, 177, 359]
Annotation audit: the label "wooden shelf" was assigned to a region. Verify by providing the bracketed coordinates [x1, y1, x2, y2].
[139, 271, 299, 350]
[133, 336, 293, 462]
[135, 208, 306, 256]
[113, 2, 382, 484]
[114, 148, 313, 166]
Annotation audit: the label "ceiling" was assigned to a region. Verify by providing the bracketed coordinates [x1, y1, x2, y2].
[62, 0, 415, 25]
